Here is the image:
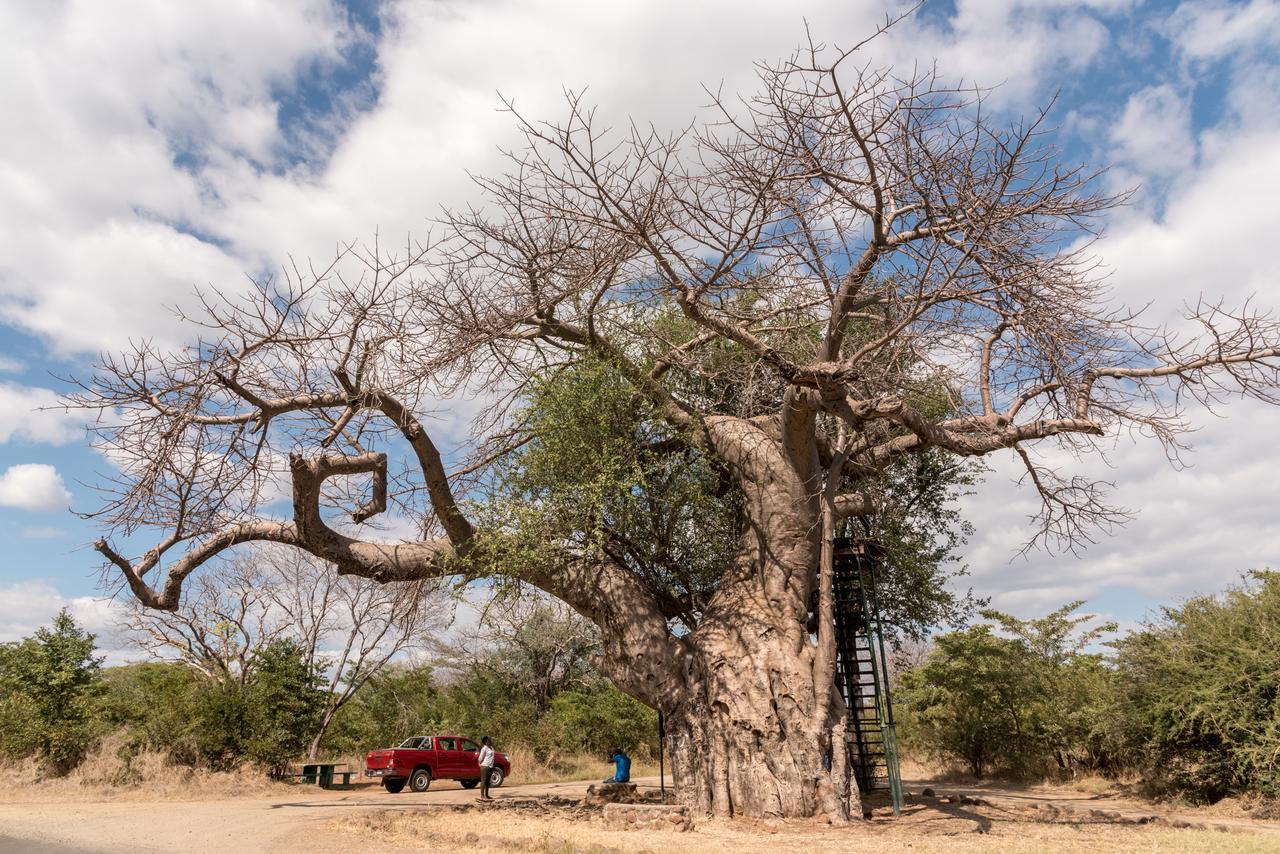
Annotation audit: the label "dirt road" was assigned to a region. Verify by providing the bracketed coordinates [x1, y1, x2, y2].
[1, 775, 1277, 853]
[0, 776, 622, 853]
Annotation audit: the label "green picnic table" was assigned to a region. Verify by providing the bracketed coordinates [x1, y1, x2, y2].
[295, 762, 353, 788]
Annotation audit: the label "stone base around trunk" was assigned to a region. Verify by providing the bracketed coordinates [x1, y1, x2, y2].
[602, 802, 693, 832]
[585, 782, 638, 805]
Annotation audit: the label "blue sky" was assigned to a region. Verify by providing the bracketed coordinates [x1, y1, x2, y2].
[1, 0, 1278, 655]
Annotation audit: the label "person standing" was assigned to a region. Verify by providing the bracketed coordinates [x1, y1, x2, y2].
[478, 736, 496, 801]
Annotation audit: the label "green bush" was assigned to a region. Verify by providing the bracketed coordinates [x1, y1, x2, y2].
[540, 686, 658, 759]
[0, 609, 104, 773]
[898, 602, 1113, 778]
[1108, 571, 1280, 801]
[243, 639, 326, 774]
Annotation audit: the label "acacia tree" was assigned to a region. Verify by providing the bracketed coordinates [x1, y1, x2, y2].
[73, 34, 1280, 820]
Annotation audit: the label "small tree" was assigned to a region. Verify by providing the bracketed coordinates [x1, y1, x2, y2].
[1109, 571, 1280, 801]
[899, 602, 1113, 778]
[899, 626, 1037, 778]
[0, 610, 104, 773]
[244, 639, 325, 775]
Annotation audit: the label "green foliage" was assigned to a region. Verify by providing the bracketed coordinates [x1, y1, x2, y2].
[541, 686, 658, 759]
[321, 664, 441, 756]
[478, 355, 736, 624]
[859, 449, 987, 639]
[242, 639, 326, 773]
[481, 350, 980, 638]
[0, 609, 104, 773]
[1107, 571, 1280, 801]
[99, 662, 202, 765]
[898, 602, 1113, 778]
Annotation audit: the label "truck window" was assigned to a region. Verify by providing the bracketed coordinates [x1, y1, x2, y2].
[459, 739, 479, 752]
[436, 737, 457, 751]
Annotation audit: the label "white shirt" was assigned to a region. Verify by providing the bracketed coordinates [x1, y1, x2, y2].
[479, 745, 495, 768]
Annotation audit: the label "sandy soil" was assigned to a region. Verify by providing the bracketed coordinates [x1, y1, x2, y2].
[0, 775, 1276, 853]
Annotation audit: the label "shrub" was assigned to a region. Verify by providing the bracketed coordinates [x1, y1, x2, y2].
[1108, 571, 1280, 801]
[0, 609, 104, 774]
[898, 602, 1113, 779]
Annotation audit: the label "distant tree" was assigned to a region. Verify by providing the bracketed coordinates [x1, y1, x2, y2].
[438, 598, 601, 714]
[322, 663, 440, 754]
[1109, 571, 1280, 801]
[899, 626, 1035, 778]
[125, 546, 444, 757]
[899, 602, 1113, 778]
[0, 610, 104, 773]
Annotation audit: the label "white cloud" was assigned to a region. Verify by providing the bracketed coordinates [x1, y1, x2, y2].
[1166, 0, 1280, 61]
[1096, 128, 1280, 314]
[21, 525, 64, 539]
[0, 463, 72, 512]
[0, 382, 87, 444]
[964, 396, 1280, 617]
[0, 0, 353, 354]
[1109, 84, 1195, 177]
[0, 580, 132, 663]
[0, 0, 1132, 356]
[907, 0, 1115, 105]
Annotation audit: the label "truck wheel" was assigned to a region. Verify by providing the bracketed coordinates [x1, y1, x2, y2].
[489, 767, 505, 787]
[410, 768, 432, 792]
[460, 779, 479, 789]
[383, 777, 406, 794]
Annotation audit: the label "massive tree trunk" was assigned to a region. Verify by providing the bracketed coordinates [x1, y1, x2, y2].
[608, 412, 860, 820]
[663, 611, 857, 820]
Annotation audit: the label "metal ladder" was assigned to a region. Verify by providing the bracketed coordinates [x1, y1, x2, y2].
[831, 537, 903, 816]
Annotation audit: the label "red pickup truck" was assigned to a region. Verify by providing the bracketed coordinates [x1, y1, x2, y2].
[365, 735, 511, 793]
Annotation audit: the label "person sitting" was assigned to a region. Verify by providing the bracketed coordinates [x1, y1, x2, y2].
[603, 747, 631, 784]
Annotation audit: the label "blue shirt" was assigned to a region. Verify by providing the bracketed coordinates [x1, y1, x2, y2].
[611, 753, 631, 782]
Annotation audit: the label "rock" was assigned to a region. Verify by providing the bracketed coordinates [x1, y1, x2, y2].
[602, 802, 693, 832]
[585, 782, 639, 805]
[464, 832, 480, 843]
[921, 787, 936, 797]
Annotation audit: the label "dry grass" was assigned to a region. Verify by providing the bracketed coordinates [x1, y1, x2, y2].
[0, 733, 291, 803]
[329, 802, 1279, 853]
[497, 744, 660, 785]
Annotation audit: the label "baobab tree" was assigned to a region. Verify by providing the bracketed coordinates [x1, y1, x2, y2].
[73, 34, 1280, 821]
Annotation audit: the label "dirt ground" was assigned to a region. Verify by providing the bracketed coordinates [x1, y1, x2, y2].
[0, 774, 1277, 853]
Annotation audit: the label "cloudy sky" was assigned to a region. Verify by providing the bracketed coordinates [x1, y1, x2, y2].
[1, 0, 1277, 655]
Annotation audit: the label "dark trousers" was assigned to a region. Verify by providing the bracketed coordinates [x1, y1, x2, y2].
[480, 766, 493, 798]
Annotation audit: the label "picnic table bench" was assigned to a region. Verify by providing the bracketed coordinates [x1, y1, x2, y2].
[283, 762, 353, 788]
